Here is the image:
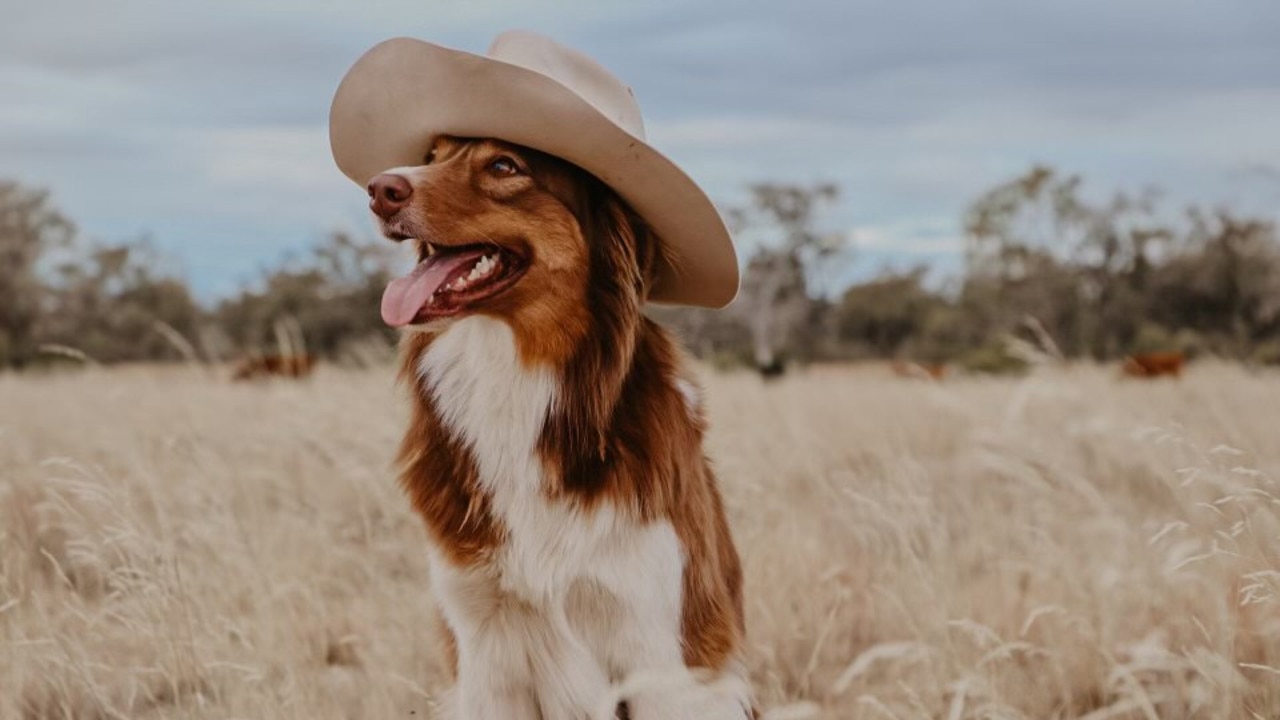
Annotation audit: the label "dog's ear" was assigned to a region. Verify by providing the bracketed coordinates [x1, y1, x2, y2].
[630, 211, 672, 304]
[582, 181, 662, 304]
[543, 181, 657, 480]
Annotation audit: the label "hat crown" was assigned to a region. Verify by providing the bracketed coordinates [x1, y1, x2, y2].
[487, 31, 646, 140]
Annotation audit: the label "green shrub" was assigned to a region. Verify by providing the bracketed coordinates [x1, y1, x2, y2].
[1172, 328, 1206, 359]
[959, 341, 1030, 376]
[1131, 323, 1176, 355]
[1252, 340, 1280, 367]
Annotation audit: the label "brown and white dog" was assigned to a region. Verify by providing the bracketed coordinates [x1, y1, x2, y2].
[369, 136, 751, 719]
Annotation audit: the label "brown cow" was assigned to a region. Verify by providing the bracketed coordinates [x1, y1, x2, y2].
[232, 354, 315, 381]
[1122, 352, 1184, 379]
[891, 360, 947, 381]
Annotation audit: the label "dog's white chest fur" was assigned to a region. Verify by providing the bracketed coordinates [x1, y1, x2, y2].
[417, 317, 698, 719]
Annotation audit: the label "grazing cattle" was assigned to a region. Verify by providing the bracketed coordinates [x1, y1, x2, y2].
[891, 360, 947, 381]
[231, 354, 315, 381]
[757, 358, 787, 381]
[1122, 352, 1184, 379]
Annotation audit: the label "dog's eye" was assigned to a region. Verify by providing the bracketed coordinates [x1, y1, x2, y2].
[423, 148, 437, 165]
[487, 156, 521, 176]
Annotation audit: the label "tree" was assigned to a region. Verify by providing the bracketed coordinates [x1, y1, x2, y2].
[730, 183, 843, 367]
[836, 268, 953, 359]
[963, 166, 1178, 358]
[41, 239, 204, 363]
[0, 182, 74, 366]
[214, 232, 397, 360]
[1147, 211, 1280, 355]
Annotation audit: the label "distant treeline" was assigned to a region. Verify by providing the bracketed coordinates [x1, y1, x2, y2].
[2, 167, 1279, 370]
[666, 167, 1280, 372]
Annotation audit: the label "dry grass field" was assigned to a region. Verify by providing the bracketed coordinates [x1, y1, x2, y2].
[2, 362, 1279, 719]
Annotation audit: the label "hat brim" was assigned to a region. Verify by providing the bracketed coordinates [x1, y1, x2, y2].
[329, 37, 738, 308]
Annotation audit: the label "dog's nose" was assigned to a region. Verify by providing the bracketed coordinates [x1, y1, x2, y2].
[368, 173, 413, 219]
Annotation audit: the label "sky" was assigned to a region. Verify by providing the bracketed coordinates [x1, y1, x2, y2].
[4, 0, 1279, 300]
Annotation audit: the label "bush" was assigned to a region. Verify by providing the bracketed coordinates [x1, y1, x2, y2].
[1172, 328, 1207, 359]
[1130, 323, 1176, 355]
[1252, 340, 1280, 367]
[958, 341, 1030, 376]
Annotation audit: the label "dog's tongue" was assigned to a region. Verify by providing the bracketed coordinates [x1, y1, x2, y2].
[380, 252, 479, 327]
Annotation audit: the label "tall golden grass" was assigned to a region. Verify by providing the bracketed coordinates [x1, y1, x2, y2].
[2, 363, 1277, 719]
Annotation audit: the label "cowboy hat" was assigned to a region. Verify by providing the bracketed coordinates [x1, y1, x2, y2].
[329, 30, 738, 308]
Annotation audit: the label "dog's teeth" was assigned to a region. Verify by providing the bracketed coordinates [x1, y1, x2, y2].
[449, 254, 499, 291]
[465, 254, 497, 283]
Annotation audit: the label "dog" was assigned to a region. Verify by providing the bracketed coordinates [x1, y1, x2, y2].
[334, 31, 753, 719]
[367, 135, 753, 718]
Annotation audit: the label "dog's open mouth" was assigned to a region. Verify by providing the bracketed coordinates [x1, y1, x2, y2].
[380, 242, 527, 327]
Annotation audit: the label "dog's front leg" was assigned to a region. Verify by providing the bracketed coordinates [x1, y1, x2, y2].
[598, 565, 752, 720]
[452, 625, 541, 720]
[454, 676, 539, 720]
[435, 573, 542, 720]
[528, 606, 613, 720]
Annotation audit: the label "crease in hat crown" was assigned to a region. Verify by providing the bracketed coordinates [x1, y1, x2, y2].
[486, 31, 647, 138]
[328, 30, 740, 308]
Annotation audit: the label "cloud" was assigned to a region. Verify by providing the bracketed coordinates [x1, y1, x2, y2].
[202, 126, 346, 196]
[1, 0, 1277, 299]
[849, 223, 962, 256]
